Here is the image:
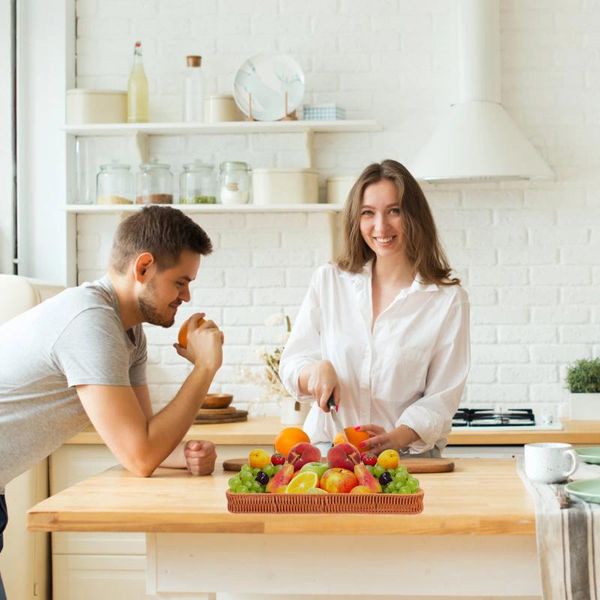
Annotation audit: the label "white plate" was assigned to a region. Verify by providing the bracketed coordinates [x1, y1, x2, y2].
[233, 53, 305, 121]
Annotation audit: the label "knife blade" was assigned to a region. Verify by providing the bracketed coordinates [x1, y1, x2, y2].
[327, 394, 347, 443]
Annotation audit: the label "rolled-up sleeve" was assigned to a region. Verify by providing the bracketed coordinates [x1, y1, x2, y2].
[279, 271, 323, 401]
[397, 292, 470, 453]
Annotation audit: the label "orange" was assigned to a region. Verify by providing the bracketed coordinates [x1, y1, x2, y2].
[344, 427, 371, 449]
[333, 432, 346, 445]
[178, 316, 205, 349]
[273, 427, 310, 457]
[285, 471, 318, 494]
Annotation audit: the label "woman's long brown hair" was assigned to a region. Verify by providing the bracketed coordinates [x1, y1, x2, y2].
[336, 159, 460, 286]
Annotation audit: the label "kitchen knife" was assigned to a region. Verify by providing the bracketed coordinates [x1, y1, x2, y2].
[327, 394, 347, 443]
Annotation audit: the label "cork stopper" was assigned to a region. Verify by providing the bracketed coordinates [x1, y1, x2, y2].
[186, 55, 202, 68]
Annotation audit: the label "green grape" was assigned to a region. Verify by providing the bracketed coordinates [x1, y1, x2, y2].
[252, 467, 260, 476]
[373, 465, 385, 478]
[240, 464, 251, 472]
[394, 481, 404, 492]
[251, 481, 262, 492]
[228, 476, 240, 490]
[263, 465, 275, 478]
[238, 485, 249, 493]
[383, 483, 394, 494]
[273, 464, 283, 473]
[240, 472, 254, 484]
[398, 486, 412, 494]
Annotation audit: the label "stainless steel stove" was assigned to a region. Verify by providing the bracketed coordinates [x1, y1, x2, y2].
[452, 407, 563, 430]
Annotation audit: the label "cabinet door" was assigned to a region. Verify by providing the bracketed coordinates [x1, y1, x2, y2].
[52, 555, 147, 600]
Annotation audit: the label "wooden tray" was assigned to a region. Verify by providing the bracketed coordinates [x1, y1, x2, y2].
[226, 489, 424, 514]
[223, 457, 454, 473]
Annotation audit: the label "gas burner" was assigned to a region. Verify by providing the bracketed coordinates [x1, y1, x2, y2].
[453, 408, 536, 427]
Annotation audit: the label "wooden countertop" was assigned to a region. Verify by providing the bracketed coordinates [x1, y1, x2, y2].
[65, 416, 600, 446]
[28, 458, 535, 536]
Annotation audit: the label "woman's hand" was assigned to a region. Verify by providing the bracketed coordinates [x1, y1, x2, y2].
[357, 424, 420, 454]
[183, 440, 217, 475]
[302, 360, 340, 412]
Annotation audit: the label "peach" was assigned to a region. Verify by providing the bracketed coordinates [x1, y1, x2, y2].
[350, 485, 374, 495]
[354, 464, 382, 493]
[327, 442, 362, 470]
[287, 442, 322, 472]
[266, 463, 294, 493]
[319, 468, 359, 494]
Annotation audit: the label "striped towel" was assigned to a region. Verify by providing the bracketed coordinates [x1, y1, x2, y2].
[518, 458, 600, 599]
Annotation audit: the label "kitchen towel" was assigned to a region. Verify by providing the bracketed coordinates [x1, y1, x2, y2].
[518, 459, 600, 600]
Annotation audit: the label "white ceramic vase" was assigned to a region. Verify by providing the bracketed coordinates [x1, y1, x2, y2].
[569, 392, 600, 420]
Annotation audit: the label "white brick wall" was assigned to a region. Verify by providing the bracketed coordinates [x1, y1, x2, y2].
[75, 0, 600, 419]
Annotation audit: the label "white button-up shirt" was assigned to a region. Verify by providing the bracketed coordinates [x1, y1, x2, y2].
[279, 262, 470, 453]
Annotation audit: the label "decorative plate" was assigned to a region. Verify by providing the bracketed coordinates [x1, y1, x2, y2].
[233, 53, 305, 121]
[575, 447, 600, 465]
[565, 478, 600, 504]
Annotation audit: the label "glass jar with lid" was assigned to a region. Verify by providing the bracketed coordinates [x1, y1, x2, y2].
[96, 161, 134, 205]
[179, 161, 216, 204]
[136, 160, 174, 204]
[218, 161, 251, 205]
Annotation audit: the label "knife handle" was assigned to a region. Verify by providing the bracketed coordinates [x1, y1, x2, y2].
[327, 394, 336, 411]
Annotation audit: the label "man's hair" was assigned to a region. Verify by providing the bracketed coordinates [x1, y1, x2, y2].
[110, 205, 213, 273]
[336, 159, 460, 286]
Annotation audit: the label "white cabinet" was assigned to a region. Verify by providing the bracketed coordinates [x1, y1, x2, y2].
[50, 445, 149, 600]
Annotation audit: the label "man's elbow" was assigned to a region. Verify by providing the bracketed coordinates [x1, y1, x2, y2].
[123, 455, 158, 478]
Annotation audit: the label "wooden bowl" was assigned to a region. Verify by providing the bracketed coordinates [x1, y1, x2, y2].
[201, 393, 233, 409]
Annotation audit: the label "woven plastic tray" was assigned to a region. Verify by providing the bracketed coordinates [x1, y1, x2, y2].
[226, 489, 424, 514]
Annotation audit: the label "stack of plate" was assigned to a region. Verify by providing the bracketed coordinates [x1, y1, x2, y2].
[194, 393, 248, 424]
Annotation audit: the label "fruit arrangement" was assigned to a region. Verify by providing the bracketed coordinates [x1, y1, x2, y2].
[227, 427, 420, 496]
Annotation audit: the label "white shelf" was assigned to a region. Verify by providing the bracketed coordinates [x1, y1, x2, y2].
[63, 119, 380, 136]
[66, 203, 344, 214]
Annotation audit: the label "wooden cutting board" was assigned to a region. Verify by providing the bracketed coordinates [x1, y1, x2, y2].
[223, 457, 454, 473]
[194, 409, 248, 424]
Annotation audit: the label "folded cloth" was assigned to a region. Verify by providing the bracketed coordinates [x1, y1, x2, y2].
[518, 458, 600, 599]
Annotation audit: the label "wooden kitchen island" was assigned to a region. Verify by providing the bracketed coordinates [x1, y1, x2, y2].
[29, 458, 542, 600]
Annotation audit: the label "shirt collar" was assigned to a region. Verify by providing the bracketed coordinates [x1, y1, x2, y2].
[347, 261, 439, 296]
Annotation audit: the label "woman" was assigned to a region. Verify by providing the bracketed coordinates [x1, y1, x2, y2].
[279, 160, 470, 457]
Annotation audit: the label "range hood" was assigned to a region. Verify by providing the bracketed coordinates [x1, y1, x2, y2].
[412, 0, 553, 182]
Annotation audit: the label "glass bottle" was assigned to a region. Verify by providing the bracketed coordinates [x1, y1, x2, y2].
[96, 161, 134, 205]
[218, 161, 251, 204]
[182, 55, 204, 122]
[179, 161, 216, 204]
[127, 41, 149, 123]
[136, 160, 173, 204]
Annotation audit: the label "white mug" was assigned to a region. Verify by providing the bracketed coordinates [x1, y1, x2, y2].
[524, 442, 580, 484]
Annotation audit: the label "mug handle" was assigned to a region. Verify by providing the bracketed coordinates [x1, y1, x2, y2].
[563, 449, 580, 479]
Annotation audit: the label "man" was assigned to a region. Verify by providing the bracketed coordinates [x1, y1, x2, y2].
[0, 206, 224, 597]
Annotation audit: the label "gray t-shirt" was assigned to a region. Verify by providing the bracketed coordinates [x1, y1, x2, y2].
[0, 276, 146, 492]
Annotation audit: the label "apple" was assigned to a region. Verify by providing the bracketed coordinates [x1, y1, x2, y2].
[327, 442, 362, 470]
[319, 468, 359, 494]
[287, 442, 322, 471]
[300, 461, 329, 480]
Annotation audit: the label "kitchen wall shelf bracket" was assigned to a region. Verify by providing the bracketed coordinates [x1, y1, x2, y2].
[135, 132, 149, 163]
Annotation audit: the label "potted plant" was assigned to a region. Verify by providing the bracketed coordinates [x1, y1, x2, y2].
[565, 358, 600, 420]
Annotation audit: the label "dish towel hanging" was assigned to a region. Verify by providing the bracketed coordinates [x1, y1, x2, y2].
[518, 458, 600, 600]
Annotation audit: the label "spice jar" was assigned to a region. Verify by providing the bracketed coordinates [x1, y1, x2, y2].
[179, 161, 216, 204]
[136, 160, 173, 204]
[96, 161, 134, 205]
[218, 161, 251, 205]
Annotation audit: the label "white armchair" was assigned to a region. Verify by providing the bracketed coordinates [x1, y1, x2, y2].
[0, 274, 64, 600]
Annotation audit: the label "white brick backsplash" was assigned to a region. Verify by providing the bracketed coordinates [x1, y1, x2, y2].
[532, 266, 591, 285]
[499, 287, 559, 306]
[532, 306, 590, 324]
[467, 384, 529, 404]
[498, 365, 558, 384]
[530, 344, 591, 364]
[473, 344, 530, 364]
[73, 0, 600, 412]
[498, 325, 557, 344]
[469, 267, 528, 286]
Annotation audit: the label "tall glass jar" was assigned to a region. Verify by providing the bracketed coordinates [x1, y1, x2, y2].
[136, 160, 173, 204]
[96, 161, 134, 205]
[179, 161, 216, 204]
[218, 161, 251, 205]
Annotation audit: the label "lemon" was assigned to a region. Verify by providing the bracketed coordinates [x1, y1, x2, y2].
[285, 471, 319, 494]
[376, 449, 400, 470]
[248, 448, 271, 469]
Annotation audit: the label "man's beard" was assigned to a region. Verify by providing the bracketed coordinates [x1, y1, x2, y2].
[138, 283, 176, 328]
